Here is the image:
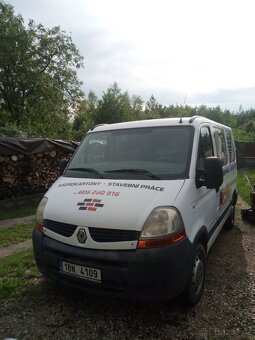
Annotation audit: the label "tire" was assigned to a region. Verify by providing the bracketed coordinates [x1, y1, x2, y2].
[183, 243, 206, 306]
[224, 205, 235, 230]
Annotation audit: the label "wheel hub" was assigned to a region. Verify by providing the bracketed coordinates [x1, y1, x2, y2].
[192, 255, 204, 295]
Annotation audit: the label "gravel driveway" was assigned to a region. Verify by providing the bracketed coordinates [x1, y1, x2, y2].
[0, 200, 254, 340]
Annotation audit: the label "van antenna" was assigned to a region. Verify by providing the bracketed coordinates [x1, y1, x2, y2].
[183, 93, 187, 106]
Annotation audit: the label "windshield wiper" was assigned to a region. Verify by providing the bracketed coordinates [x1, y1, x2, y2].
[68, 167, 103, 178]
[104, 168, 160, 179]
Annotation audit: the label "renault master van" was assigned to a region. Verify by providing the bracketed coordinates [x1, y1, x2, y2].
[33, 116, 237, 305]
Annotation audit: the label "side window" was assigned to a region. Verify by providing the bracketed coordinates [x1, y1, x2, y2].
[214, 128, 228, 166]
[197, 127, 214, 167]
[226, 130, 236, 163]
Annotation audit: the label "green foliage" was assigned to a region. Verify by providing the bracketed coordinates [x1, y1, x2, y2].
[144, 95, 162, 119]
[0, 249, 40, 300]
[233, 129, 255, 142]
[72, 91, 98, 140]
[94, 82, 132, 125]
[71, 82, 255, 140]
[0, 124, 27, 137]
[130, 95, 144, 120]
[162, 104, 197, 119]
[0, 2, 84, 139]
[0, 203, 37, 220]
[0, 223, 34, 247]
[2, 3, 255, 141]
[237, 169, 255, 204]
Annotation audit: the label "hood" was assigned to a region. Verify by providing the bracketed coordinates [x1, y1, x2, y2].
[44, 177, 185, 231]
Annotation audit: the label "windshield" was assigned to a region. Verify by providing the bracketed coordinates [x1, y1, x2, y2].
[65, 126, 194, 180]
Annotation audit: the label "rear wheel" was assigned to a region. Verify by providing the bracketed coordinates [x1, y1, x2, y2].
[183, 243, 206, 306]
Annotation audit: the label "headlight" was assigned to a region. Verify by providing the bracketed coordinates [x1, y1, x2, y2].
[138, 207, 185, 249]
[35, 197, 48, 232]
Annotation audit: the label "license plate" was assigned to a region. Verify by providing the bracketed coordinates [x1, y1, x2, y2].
[60, 261, 101, 283]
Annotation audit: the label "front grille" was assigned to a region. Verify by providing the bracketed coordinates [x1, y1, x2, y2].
[89, 227, 140, 242]
[43, 220, 140, 242]
[43, 219, 77, 237]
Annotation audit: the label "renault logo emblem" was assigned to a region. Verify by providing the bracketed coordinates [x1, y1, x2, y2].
[77, 228, 87, 244]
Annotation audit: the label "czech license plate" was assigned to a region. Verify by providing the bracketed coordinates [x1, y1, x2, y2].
[60, 261, 101, 283]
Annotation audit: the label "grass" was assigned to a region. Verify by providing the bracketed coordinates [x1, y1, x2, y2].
[0, 249, 41, 300]
[237, 168, 255, 204]
[0, 203, 37, 221]
[0, 222, 34, 247]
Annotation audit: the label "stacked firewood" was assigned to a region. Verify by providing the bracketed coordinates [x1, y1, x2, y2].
[0, 150, 73, 200]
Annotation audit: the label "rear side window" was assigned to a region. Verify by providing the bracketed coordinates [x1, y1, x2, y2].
[214, 128, 228, 166]
[226, 130, 236, 163]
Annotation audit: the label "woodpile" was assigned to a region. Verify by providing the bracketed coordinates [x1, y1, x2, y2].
[0, 149, 73, 200]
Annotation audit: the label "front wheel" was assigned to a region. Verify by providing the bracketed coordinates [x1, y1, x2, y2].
[183, 243, 206, 306]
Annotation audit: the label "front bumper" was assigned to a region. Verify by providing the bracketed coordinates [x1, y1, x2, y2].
[32, 229, 194, 301]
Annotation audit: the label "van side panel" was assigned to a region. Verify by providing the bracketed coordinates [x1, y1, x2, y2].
[176, 123, 237, 250]
[173, 179, 218, 245]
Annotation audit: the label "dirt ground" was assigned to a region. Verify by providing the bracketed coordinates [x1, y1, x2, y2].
[0, 199, 254, 339]
[0, 215, 35, 230]
[0, 239, 32, 257]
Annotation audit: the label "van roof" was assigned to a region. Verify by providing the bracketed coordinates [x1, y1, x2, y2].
[89, 116, 232, 133]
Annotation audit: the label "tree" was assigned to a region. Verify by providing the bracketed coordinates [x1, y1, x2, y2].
[94, 82, 132, 124]
[130, 95, 144, 120]
[72, 91, 98, 140]
[0, 2, 84, 138]
[144, 95, 162, 119]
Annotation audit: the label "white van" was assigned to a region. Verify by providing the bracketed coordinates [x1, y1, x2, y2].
[33, 116, 237, 305]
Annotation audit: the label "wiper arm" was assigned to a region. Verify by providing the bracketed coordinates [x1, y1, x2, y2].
[68, 167, 103, 178]
[104, 168, 160, 179]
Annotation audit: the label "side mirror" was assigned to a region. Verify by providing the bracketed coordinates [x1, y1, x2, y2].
[59, 159, 68, 175]
[197, 157, 223, 190]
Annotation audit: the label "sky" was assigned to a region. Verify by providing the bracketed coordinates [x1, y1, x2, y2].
[7, 0, 255, 112]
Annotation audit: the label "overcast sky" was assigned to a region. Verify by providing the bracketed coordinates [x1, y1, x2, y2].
[7, 0, 255, 111]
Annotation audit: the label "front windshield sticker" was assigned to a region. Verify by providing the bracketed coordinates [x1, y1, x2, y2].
[76, 190, 120, 197]
[77, 198, 104, 212]
[58, 181, 165, 192]
[108, 182, 164, 192]
[58, 181, 102, 187]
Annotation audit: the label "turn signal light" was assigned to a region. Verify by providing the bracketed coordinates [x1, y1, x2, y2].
[137, 231, 185, 249]
[35, 223, 43, 233]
